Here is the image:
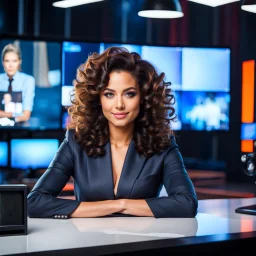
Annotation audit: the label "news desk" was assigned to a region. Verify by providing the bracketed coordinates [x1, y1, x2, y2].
[1, 198, 256, 255]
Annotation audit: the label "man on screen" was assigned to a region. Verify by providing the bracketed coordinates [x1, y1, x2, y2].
[0, 43, 35, 125]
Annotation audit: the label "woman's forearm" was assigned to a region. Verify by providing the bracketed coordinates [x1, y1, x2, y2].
[0, 110, 12, 118]
[70, 200, 125, 218]
[15, 110, 31, 122]
[120, 199, 154, 217]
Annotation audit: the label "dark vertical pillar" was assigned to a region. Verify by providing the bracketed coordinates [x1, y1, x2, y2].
[18, 0, 25, 35]
[64, 8, 71, 39]
[34, 0, 41, 36]
[121, 0, 130, 43]
[180, 0, 189, 45]
[212, 7, 220, 45]
[146, 18, 153, 44]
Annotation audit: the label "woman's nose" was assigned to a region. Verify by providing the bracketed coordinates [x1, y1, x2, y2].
[116, 96, 125, 110]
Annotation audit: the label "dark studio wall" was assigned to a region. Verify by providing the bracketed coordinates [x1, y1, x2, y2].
[0, 0, 256, 183]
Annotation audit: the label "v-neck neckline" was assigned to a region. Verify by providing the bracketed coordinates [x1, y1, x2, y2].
[109, 140, 133, 198]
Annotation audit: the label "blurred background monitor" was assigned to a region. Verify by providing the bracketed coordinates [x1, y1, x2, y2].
[241, 123, 256, 140]
[61, 85, 74, 106]
[0, 38, 62, 130]
[0, 141, 8, 167]
[10, 139, 59, 170]
[181, 91, 230, 131]
[62, 109, 70, 129]
[181, 48, 230, 92]
[62, 41, 231, 131]
[62, 41, 102, 86]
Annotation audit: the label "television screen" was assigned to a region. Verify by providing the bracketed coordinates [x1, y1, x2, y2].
[0, 38, 62, 129]
[171, 90, 182, 130]
[102, 43, 182, 89]
[62, 85, 74, 106]
[141, 46, 182, 89]
[241, 123, 256, 140]
[0, 141, 8, 167]
[62, 108, 70, 129]
[181, 91, 230, 131]
[61, 42, 231, 131]
[182, 48, 230, 92]
[10, 139, 59, 170]
[62, 41, 101, 86]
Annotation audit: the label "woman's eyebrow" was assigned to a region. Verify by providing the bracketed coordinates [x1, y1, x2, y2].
[102, 87, 137, 92]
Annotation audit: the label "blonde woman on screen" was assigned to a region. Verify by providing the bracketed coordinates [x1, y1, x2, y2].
[0, 43, 35, 123]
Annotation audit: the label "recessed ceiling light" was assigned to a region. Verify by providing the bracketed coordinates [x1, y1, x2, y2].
[138, 10, 184, 19]
[52, 0, 104, 8]
[188, 0, 240, 7]
[138, 0, 184, 19]
[241, 0, 256, 13]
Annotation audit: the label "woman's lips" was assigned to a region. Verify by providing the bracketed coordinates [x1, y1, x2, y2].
[112, 113, 128, 119]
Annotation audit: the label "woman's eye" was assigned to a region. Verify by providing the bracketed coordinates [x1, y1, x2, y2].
[125, 92, 136, 98]
[104, 93, 114, 98]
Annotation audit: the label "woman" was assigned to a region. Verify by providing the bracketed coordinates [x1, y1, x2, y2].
[27, 47, 198, 218]
[0, 43, 35, 123]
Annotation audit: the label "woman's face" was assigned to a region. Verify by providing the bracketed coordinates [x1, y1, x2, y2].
[2, 52, 21, 77]
[100, 71, 141, 129]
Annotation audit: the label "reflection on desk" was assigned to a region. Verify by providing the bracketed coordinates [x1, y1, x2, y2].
[0, 198, 256, 255]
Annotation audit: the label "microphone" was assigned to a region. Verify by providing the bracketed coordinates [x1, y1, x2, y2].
[241, 153, 256, 177]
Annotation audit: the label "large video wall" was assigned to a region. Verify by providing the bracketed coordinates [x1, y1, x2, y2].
[0, 37, 231, 172]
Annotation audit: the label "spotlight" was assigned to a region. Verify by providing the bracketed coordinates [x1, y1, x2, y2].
[241, 0, 256, 14]
[138, 0, 184, 19]
[188, 0, 239, 7]
[53, 0, 104, 8]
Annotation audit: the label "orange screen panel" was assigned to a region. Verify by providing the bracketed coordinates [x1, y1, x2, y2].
[242, 60, 255, 123]
[241, 140, 254, 152]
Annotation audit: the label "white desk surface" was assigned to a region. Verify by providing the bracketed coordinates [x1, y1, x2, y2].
[1, 197, 256, 255]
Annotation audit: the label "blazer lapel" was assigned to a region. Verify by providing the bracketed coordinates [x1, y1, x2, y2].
[116, 140, 147, 199]
[86, 141, 115, 200]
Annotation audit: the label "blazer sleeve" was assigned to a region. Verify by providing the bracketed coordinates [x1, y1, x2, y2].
[27, 130, 81, 218]
[145, 138, 198, 218]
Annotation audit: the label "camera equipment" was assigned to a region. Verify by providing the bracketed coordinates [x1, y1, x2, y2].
[241, 153, 256, 177]
[235, 153, 256, 215]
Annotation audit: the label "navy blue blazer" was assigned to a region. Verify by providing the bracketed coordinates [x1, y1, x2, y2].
[27, 130, 198, 218]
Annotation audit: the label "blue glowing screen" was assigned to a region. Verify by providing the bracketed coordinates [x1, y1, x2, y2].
[11, 139, 59, 169]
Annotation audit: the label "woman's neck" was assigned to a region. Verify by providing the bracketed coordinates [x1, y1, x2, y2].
[109, 123, 134, 148]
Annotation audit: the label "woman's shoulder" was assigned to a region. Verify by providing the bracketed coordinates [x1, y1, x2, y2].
[19, 72, 35, 82]
[150, 136, 179, 158]
[163, 135, 179, 154]
[64, 129, 75, 142]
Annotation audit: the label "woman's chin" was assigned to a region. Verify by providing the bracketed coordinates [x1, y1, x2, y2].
[109, 120, 133, 128]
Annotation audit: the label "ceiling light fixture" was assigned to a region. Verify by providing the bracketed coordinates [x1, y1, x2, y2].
[52, 0, 104, 8]
[138, 0, 184, 19]
[188, 0, 240, 7]
[241, 0, 256, 13]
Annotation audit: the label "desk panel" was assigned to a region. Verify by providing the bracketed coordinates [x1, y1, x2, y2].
[1, 198, 256, 255]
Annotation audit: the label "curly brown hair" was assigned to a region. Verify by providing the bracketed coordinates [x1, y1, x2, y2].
[68, 46, 176, 158]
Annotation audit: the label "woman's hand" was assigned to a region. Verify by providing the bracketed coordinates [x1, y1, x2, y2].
[118, 199, 154, 217]
[70, 199, 125, 218]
